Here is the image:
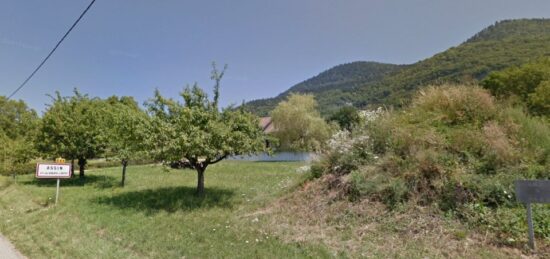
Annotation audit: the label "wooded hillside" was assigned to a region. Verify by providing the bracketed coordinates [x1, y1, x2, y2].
[244, 19, 550, 116]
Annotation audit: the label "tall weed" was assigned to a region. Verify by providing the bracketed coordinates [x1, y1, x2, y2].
[317, 84, 550, 240]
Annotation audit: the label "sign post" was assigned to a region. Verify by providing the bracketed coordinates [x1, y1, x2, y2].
[515, 180, 550, 250]
[36, 163, 72, 205]
[55, 179, 60, 205]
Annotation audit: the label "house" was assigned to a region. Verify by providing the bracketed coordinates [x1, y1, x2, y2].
[259, 117, 276, 148]
[259, 117, 275, 134]
[227, 117, 317, 162]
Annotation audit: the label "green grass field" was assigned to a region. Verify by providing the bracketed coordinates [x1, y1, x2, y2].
[0, 161, 333, 258]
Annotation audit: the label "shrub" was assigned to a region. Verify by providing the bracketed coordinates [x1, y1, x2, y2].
[314, 84, 550, 241]
[412, 85, 497, 126]
[0, 161, 36, 176]
[481, 58, 550, 116]
[309, 163, 326, 179]
[503, 106, 550, 165]
[349, 169, 408, 208]
[480, 121, 518, 169]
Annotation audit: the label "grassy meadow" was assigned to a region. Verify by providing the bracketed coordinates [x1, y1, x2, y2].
[0, 160, 545, 258]
[0, 161, 333, 258]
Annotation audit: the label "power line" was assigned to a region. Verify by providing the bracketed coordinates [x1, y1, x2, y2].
[7, 0, 97, 100]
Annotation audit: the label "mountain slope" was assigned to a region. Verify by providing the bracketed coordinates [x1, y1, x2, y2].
[244, 62, 405, 116]
[244, 19, 550, 116]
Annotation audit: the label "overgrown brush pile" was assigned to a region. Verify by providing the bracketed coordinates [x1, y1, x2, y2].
[311, 85, 550, 245]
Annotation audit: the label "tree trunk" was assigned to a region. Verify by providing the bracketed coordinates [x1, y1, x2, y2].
[78, 158, 86, 179]
[121, 159, 128, 187]
[71, 159, 75, 177]
[196, 166, 205, 195]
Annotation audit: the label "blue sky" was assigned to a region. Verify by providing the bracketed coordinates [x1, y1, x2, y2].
[1, 0, 549, 112]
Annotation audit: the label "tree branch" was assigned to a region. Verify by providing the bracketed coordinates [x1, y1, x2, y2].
[210, 155, 227, 164]
[186, 156, 199, 169]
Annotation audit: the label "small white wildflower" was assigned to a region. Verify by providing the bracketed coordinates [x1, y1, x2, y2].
[359, 107, 384, 123]
[245, 240, 249, 243]
[296, 165, 311, 173]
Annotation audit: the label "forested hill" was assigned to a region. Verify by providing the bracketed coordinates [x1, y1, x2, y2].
[243, 62, 405, 116]
[243, 19, 550, 116]
[466, 19, 550, 43]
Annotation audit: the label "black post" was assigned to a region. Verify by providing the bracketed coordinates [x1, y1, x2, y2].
[526, 203, 536, 250]
[121, 160, 128, 187]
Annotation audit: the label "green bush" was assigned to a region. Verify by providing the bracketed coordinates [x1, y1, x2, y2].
[349, 169, 408, 208]
[309, 163, 326, 179]
[412, 85, 497, 126]
[457, 203, 550, 242]
[0, 176, 12, 190]
[317, 84, 550, 241]
[0, 158, 155, 176]
[504, 106, 550, 164]
[0, 162, 36, 176]
[481, 58, 550, 116]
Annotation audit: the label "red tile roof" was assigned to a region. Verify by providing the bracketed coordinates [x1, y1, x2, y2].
[259, 117, 275, 133]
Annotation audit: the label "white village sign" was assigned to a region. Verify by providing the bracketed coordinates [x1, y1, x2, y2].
[36, 163, 72, 205]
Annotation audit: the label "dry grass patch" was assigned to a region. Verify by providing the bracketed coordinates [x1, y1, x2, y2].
[252, 175, 548, 258]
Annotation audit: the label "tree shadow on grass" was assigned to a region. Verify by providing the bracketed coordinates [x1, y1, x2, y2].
[22, 175, 119, 189]
[94, 186, 236, 214]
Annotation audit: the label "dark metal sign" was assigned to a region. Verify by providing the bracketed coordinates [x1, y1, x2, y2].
[514, 180, 550, 250]
[515, 180, 550, 203]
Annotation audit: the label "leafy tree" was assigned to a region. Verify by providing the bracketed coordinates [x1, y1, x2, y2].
[329, 106, 361, 132]
[0, 135, 36, 177]
[37, 90, 108, 178]
[0, 97, 39, 139]
[529, 80, 550, 115]
[106, 95, 140, 111]
[271, 93, 334, 152]
[481, 58, 550, 116]
[104, 96, 149, 186]
[146, 64, 266, 194]
[0, 97, 39, 176]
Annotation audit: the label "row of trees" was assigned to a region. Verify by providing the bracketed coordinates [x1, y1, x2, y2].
[1, 65, 369, 193]
[36, 92, 152, 186]
[1, 65, 267, 194]
[482, 58, 550, 116]
[268, 58, 550, 153]
[0, 97, 39, 176]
